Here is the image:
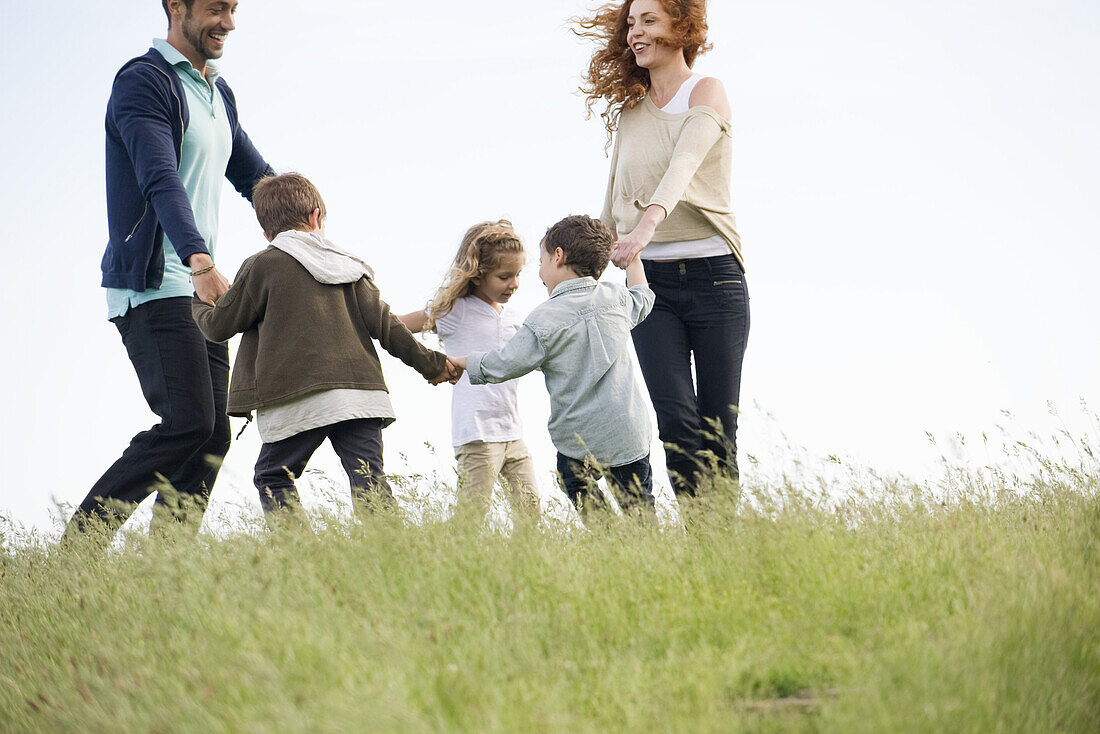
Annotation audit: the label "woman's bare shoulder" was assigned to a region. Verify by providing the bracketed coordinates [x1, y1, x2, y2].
[689, 77, 731, 120]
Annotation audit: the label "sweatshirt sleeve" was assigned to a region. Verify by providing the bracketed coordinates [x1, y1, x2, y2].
[355, 279, 447, 380]
[191, 259, 263, 343]
[645, 108, 729, 218]
[467, 325, 545, 385]
[109, 66, 208, 266]
[600, 132, 622, 232]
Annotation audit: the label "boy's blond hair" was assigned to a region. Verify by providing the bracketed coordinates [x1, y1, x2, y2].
[252, 173, 327, 240]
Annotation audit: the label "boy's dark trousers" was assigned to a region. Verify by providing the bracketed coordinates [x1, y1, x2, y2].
[65, 297, 231, 540]
[556, 453, 656, 517]
[254, 418, 393, 515]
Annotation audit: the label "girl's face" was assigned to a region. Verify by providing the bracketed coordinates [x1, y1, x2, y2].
[626, 0, 681, 70]
[471, 252, 525, 307]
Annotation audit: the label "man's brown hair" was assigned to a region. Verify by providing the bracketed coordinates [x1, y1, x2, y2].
[162, 0, 196, 26]
[541, 215, 614, 280]
[252, 173, 327, 240]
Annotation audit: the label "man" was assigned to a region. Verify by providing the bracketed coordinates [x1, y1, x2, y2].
[64, 0, 272, 541]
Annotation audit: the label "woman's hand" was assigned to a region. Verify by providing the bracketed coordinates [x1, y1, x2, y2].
[611, 204, 666, 268]
[611, 224, 653, 269]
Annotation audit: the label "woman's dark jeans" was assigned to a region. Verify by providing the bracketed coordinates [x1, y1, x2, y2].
[632, 254, 750, 496]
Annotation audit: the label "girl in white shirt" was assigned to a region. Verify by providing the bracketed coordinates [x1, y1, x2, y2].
[401, 221, 540, 524]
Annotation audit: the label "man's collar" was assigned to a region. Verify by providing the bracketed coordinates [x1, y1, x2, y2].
[152, 38, 220, 82]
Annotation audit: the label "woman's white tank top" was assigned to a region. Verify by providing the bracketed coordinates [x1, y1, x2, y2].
[644, 74, 730, 261]
[659, 73, 704, 113]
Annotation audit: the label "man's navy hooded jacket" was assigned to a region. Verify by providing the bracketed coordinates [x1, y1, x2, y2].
[101, 48, 272, 292]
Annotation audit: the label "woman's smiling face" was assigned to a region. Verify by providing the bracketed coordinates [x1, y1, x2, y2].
[625, 0, 680, 70]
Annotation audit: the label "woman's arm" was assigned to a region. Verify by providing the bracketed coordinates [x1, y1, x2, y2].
[610, 79, 731, 268]
[611, 205, 665, 268]
[647, 112, 726, 215]
[600, 132, 623, 233]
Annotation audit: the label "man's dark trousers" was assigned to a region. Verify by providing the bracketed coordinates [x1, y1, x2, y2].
[67, 297, 230, 538]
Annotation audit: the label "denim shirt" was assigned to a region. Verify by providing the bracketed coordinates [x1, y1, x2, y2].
[468, 277, 655, 466]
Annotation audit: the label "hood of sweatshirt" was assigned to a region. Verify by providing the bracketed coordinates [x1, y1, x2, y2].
[269, 230, 375, 285]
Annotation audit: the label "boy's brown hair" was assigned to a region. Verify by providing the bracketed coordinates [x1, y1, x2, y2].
[541, 214, 614, 280]
[252, 173, 327, 240]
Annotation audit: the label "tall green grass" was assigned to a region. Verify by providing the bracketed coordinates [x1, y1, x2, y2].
[2, 453, 1097, 732]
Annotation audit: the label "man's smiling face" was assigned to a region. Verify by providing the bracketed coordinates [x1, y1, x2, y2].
[178, 0, 238, 64]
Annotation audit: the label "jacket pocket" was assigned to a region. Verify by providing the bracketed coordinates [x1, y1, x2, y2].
[124, 202, 149, 242]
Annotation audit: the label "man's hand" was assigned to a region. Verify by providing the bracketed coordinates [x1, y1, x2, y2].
[430, 357, 464, 386]
[194, 268, 230, 305]
[188, 253, 230, 305]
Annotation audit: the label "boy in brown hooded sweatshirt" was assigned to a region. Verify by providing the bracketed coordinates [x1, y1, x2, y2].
[192, 173, 459, 517]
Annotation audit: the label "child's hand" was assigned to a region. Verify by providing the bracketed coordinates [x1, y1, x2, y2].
[610, 206, 663, 269]
[611, 249, 634, 270]
[430, 357, 464, 386]
[445, 357, 465, 385]
[191, 257, 231, 305]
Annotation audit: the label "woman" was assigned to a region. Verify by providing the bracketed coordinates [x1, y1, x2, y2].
[577, 0, 749, 496]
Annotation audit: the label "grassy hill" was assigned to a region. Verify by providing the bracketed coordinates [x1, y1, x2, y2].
[2, 461, 1097, 732]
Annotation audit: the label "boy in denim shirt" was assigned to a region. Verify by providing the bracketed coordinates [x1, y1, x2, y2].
[453, 215, 656, 515]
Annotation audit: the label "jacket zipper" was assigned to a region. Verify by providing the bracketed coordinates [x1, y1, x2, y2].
[123, 202, 149, 242]
[122, 61, 186, 242]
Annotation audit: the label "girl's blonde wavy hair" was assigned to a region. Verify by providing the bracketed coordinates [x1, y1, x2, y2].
[424, 220, 525, 333]
[574, 0, 712, 143]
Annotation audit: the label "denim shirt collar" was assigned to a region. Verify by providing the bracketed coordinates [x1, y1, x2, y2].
[549, 276, 598, 299]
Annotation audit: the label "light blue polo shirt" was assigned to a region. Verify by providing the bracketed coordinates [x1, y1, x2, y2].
[106, 39, 233, 318]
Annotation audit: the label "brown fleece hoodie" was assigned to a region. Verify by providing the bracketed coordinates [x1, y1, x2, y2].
[192, 246, 446, 417]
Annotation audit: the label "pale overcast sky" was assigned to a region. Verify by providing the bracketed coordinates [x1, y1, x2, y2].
[1, 1, 1097, 535]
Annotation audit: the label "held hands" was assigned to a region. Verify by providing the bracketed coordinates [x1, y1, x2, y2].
[430, 357, 465, 386]
[189, 254, 230, 305]
[610, 205, 667, 269]
[610, 224, 653, 269]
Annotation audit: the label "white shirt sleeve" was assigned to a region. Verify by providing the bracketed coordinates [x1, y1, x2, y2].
[434, 297, 465, 340]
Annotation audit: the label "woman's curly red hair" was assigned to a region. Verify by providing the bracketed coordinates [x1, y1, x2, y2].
[574, 0, 712, 138]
